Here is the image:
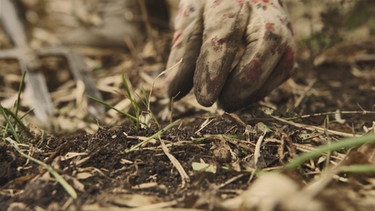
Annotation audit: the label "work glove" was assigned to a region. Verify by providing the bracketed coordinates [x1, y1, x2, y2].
[166, 0, 296, 111]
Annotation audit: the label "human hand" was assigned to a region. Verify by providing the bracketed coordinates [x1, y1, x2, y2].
[166, 0, 296, 111]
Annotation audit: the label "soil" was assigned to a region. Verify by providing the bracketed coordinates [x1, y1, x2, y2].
[1, 3, 375, 211]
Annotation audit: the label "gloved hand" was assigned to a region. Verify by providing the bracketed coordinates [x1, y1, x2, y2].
[166, 0, 296, 111]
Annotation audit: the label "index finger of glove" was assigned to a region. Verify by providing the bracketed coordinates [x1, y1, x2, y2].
[166, 0, 204, 100]
[194, 0, 248, 107]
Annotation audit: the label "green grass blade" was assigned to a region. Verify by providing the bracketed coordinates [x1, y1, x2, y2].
[140, 86, 160, 129]
[140, 86, 149, 108]
[339, 164, 375, 174]
[1, 104, 20, 143]
[87, 96, 138, 123]
[122, 74, 140, 115]
[3, 107, 32, 137]
[125, 119, 181, 153]
[285, 134, 375, 169]
[122, 73, 132, 101]
[5, 137, 77, 199]
[19, 108, 34, 120]
[13, 70, 27, 117]
[122, 73, 142, 129]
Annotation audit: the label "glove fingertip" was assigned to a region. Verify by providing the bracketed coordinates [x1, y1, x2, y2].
[167, 70, 193, 101]
[168, 61, 195, 100]
[193, 53, 224, 107]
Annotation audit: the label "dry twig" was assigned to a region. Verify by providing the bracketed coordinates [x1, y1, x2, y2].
[160, 139, 190, 188]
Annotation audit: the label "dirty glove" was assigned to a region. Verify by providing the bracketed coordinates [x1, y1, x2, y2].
[166, 0, 296, 111]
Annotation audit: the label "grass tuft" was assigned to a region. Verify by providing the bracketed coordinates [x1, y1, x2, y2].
[89, 72, 163, 130]
[1, 71, 77, 199]
[1, 71, 32, 141]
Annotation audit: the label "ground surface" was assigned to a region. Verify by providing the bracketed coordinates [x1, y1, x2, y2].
[1, 2, 375, 211]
